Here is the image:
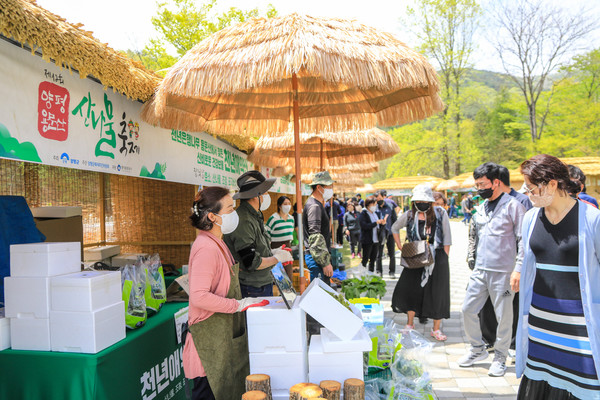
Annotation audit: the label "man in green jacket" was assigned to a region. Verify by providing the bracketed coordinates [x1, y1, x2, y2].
[224, 170, 293, 297]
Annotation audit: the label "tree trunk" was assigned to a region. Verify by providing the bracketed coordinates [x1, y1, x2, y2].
[343, 378, 364, 400]
[290, 383, 319, 400]
[245, 374, 272, 400]
[299, 386, 324, 400]
[319, 380, 341, 400]
[243, 391, 268, 400]
[528, 103, 538, 142]
[454, 83, 461, 176]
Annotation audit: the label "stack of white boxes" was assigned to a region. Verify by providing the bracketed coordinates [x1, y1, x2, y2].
[4, 242, 125, 353]
[0, 308, 10, 351]
[5, 242, 81, 351]
[247, 278, 372, 399]
[247, 297, 308, 400]
[83, 245, 121, 266]
[50, 270, 125, 353]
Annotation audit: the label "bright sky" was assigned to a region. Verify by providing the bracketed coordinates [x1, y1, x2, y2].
[36, 0, 599, 73]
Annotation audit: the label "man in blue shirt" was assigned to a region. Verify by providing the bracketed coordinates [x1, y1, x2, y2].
[568, 164, 599, 207]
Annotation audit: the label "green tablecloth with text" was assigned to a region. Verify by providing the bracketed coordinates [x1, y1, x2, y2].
[0, 302, 188, 400]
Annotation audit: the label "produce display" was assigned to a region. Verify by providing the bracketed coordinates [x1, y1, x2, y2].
[340, 275, 387, 299]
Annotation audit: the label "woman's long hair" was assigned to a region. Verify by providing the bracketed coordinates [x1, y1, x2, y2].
[411, 202, 436, 228]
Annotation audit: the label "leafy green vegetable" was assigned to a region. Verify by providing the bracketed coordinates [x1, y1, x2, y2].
[340, 275, 387, 300]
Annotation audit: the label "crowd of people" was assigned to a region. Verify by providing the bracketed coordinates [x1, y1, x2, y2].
[181, 154, 600, 400]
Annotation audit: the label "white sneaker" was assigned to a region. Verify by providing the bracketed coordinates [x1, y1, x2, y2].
[458, 348, 489, 367]
[488, 359, 507, 377]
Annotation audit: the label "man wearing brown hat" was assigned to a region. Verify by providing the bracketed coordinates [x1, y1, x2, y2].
[224, 170, 293, 297]
[303, 171, 335, 285]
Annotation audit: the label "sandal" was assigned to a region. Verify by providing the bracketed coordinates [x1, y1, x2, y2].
[431, 329, 447, 341]
[405, 324, 414, 330]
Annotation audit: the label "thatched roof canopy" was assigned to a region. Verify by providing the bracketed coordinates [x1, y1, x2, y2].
[373, 175, 443, 190]
[142, 13, 443, 136]
[0, 0, 160, 102]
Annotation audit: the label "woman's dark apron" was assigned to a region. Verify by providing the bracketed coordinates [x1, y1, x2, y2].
[188, 261, 249, 400]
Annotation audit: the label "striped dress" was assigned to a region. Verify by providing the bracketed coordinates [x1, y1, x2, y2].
[265, 212, 295, 244]
[522, 202, 600, 399]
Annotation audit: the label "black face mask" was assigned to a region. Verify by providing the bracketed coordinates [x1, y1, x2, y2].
[415, 202, 431, 212]
[478, 188, 494, 199]
[377, 200, 384, 206]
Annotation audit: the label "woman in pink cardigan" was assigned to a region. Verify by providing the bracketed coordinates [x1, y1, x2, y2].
[183, 186, 266, 400]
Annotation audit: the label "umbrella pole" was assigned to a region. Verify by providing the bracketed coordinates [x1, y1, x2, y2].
[292, 73, 306, 293]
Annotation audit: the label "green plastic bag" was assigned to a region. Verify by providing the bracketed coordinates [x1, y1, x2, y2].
[144, 254, 167, 313]
[121, 262, 147, 329]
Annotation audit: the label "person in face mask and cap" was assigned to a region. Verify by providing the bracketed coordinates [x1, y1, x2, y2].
[303, 171, 336, 285]
[460, 162, 525, 378]
[224, 170, 293, 298]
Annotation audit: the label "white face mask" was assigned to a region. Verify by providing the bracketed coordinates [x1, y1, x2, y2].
[259, 193, 271, 211]
[215, 210, 239, 235]
[281, 204, 292, 214]
[530, 186, 554, 208]
[368, 205, 377, 213]
[321, 187, 334, 201]
[356, 205, 363, 212]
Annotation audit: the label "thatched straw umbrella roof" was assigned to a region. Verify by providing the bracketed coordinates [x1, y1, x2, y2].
[436, 179, 459, 191]
[248, 128, 399, 169]
[141, 13, 443, 136]
[373, 175, 443, 190]
[281, 162, 380, 175]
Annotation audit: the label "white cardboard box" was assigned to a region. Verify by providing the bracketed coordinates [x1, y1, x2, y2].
[308, 334, 364, 384]
[111, 253, 148, 268]
[272, 389, 288, 400]
[50, 301, 125, 354]
[10, 317, 51, 351]
[320, 326, 372, 353]
[50, 270, 121, 312]
[0, 309, 10, 351]
[247, 296, 307, 353]
[249, 351, 308, 390]
[83, 245, 121, 262]
[4, 276, 50, 318]
[30, 206, 82, 218]
[10, 242, 81, 277]
[298, 278, 363, 341]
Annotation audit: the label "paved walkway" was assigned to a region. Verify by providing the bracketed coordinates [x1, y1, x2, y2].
[375, 220, 520, 399]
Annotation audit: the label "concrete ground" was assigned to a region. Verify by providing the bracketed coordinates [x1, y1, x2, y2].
[344, 220, 520, 399]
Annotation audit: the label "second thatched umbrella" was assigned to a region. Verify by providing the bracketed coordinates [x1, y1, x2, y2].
[141, 13, 442, 291]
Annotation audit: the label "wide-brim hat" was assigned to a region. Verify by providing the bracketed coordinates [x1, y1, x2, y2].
[308, 171, 335, 186]
[411, 183, 435, 202]
[232, 170, 275, 200]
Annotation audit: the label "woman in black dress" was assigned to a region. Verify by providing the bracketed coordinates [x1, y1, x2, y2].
[391, 184, 452, 340]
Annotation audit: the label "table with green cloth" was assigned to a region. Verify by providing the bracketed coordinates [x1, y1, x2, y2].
[0, 302, 189, 400]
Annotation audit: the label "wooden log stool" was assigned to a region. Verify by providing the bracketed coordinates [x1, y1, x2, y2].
[245, 374, 272, 400]
[289, 383, 319, 400]
[299, 386, 323, 400]
[343, 378, 365, 400]
[242, 390, 268, 400]
[319, 380, 341, 400]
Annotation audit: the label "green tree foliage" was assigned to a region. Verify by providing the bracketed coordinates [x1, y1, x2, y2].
[130, 0, 276, 74]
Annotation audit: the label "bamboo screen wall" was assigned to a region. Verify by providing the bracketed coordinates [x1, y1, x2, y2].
[0, 158, 196, 267]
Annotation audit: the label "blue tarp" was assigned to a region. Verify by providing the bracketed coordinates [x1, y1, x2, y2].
[0, 196, 45, 304]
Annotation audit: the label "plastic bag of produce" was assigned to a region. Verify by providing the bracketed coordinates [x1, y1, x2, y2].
[365, 319, 403, 374]
[144, 253, 167, 313]
[121, 262, 147, 329]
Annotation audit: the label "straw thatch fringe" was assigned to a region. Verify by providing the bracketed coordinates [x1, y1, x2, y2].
[162, 14, 440, 97]
[143, 88, 442, 136]
[373, 175, 443, 190]
[0, 0, 160, 102]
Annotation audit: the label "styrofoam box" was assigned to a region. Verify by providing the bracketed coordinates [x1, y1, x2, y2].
[320, 326, 372, 353]
[111, 253, 148, 268]
[4, 276, 50, 318]
[50, 270, 121, 312]
[308, 334, 364, 384]
[298, 278, 363, 341]
[50, 301, 125, 354]
[272, 390, 288, 400]
[249, 351, 308, 390]
[10, 317, 51, 351]
[0, 309, 10, 351]
[10, 242, 81, 277]
[247, 296, 307, 353]
[30, 206, 82, 218]
[84, 245, 121, 262]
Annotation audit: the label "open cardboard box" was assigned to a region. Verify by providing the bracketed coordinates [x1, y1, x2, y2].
[297, 278, 364, 341]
